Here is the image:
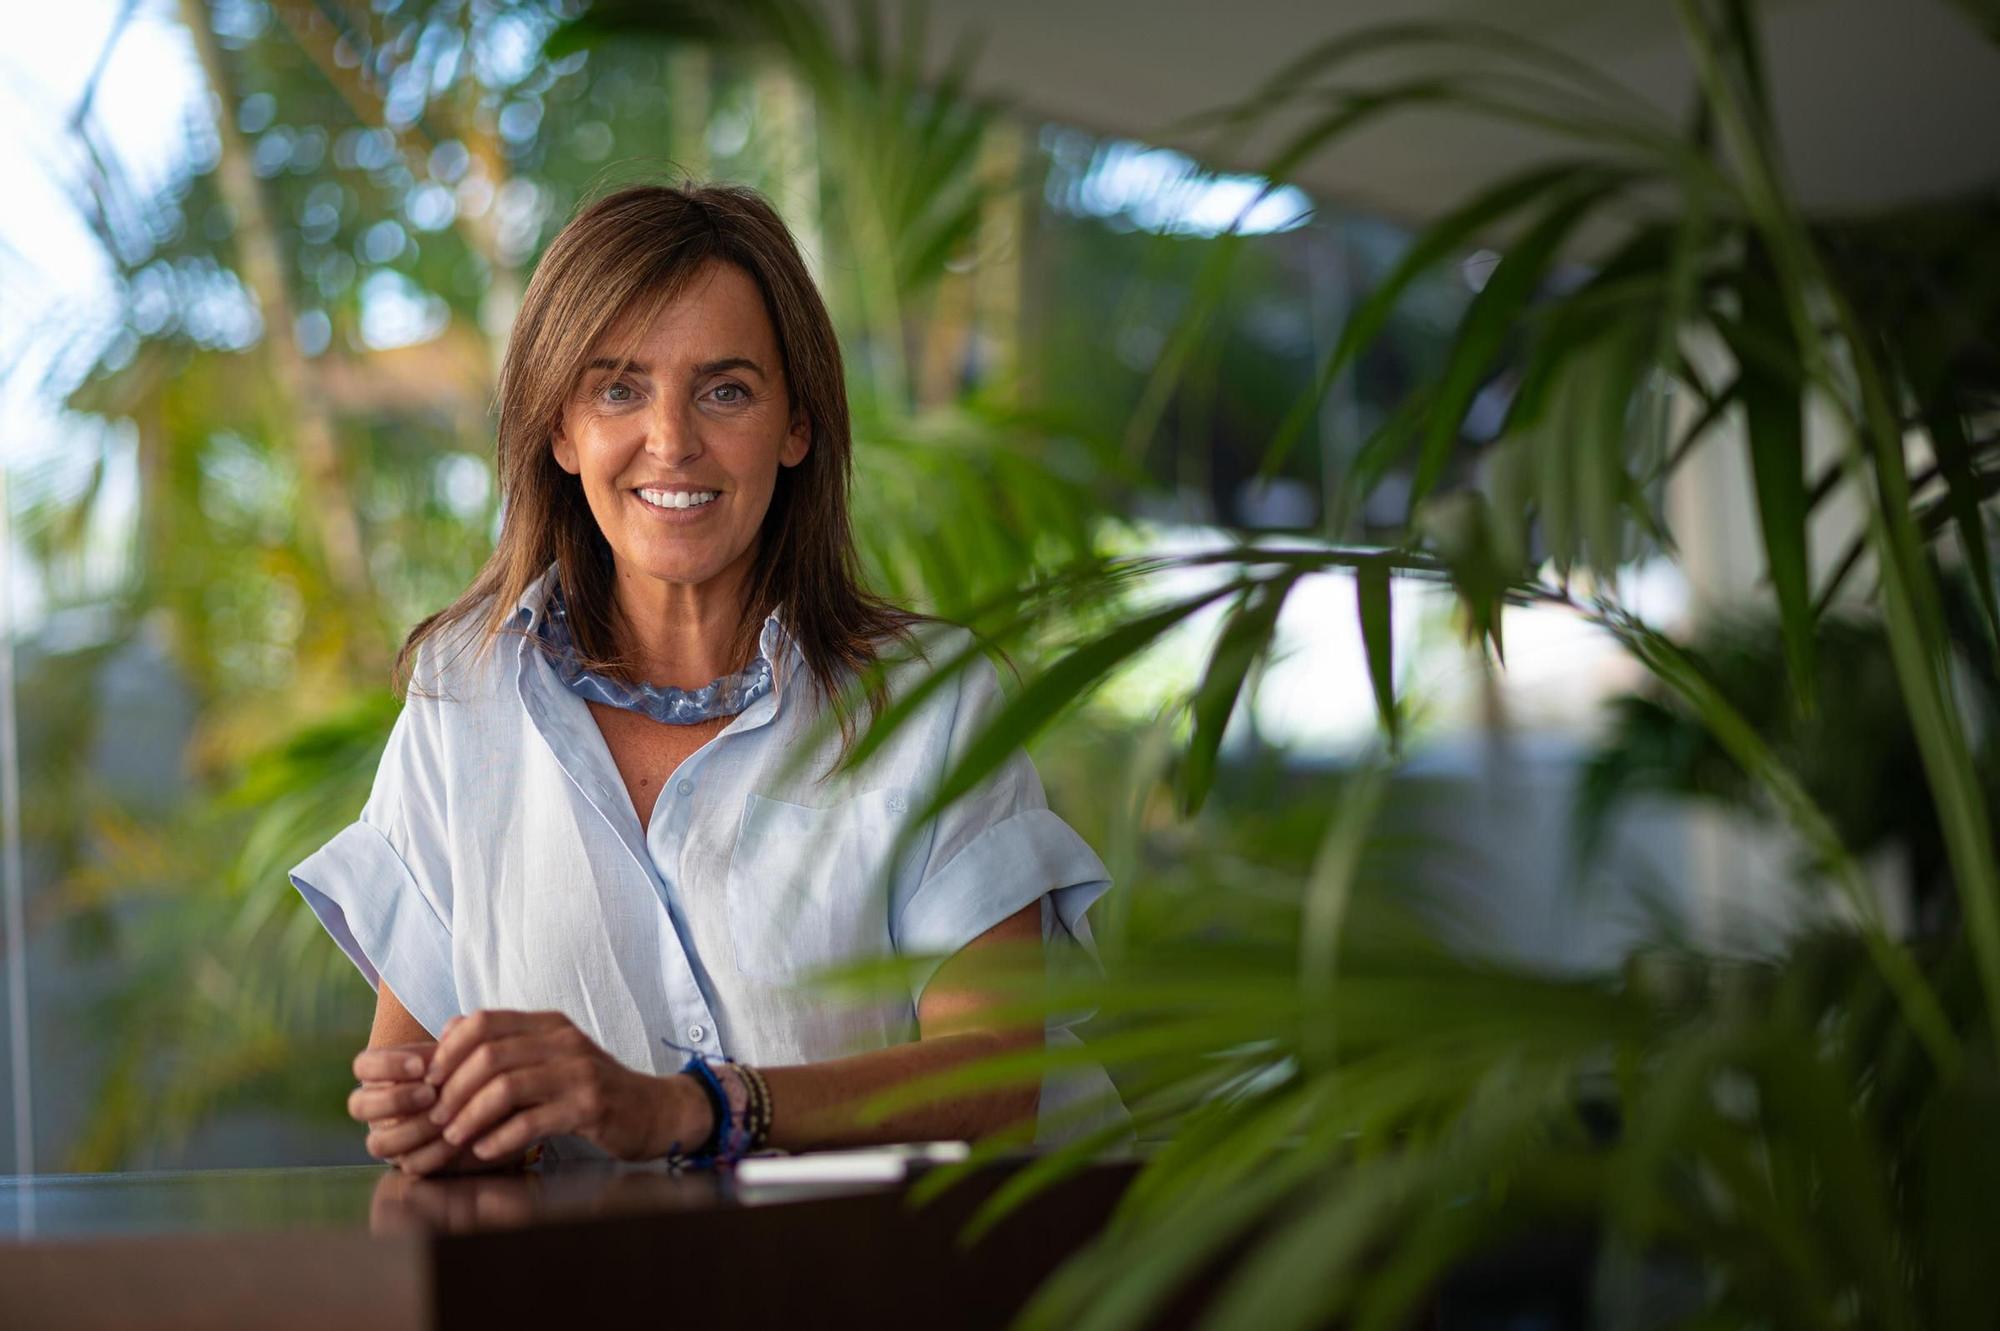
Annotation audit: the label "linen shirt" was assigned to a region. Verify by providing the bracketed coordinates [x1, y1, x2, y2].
[290, 566, 1129, 1147]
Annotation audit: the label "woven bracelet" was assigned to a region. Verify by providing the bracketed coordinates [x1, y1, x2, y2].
[679, 1054, 734, 1165]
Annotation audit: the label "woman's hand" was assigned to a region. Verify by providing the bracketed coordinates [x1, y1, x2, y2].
[349, 1040, 527, 1176]
[350, 1041, 447, 1165]
[413, 1008, 710, 1173]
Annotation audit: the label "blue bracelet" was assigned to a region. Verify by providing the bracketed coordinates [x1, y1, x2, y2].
[679, 1053, 733, 1167]
[661, 1036, 766, 1168]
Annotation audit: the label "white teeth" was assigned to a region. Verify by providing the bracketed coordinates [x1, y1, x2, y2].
[638, 488, 718, 510]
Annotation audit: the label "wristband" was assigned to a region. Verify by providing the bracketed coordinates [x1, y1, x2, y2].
[660, 1043, 771, 1167]
[680, 1054, 732, 1163]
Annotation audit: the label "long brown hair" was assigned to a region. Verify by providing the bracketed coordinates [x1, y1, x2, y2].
[397, 182, 919, 750]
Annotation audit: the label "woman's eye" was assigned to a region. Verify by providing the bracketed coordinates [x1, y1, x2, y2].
[710, 382, 748, 405]
[602, 382, 636, 404]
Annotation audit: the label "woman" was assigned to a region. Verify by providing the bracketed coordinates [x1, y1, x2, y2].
[291, 183, 1125, 1175]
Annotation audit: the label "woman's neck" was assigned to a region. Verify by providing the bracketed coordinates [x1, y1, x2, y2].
[608, 557, 757, 690]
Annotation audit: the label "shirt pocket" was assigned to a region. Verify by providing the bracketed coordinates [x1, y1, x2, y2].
[725, 787, 912, 984]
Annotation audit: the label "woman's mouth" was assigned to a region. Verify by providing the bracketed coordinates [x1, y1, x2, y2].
[635, 487, 720, 512]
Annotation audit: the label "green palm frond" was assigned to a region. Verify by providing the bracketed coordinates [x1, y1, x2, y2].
[808, 4, 2000, 1327]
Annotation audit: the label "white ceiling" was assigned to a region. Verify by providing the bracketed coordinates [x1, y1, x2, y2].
[864, 0, 2000, 225]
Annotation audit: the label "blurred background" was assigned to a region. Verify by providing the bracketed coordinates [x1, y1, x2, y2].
[0, 0, 1993, 1187]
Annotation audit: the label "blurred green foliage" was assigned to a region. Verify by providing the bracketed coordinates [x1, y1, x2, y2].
[1579, 574, 2000, 932]
[824, 7, 2000, 1330]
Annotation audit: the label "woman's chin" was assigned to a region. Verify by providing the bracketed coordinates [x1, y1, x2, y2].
[609, 546, 750, 593]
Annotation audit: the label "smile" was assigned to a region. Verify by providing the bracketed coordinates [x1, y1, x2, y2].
[636, 488, 720, 511]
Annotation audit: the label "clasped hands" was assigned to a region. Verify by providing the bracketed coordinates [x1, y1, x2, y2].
[347, 1009, 713, 1176]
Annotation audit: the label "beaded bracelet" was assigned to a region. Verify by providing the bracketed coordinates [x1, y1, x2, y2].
[738, 1062, 774, 1150]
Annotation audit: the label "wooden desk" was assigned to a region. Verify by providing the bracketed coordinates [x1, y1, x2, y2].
[0, 1158, 1136, 1330]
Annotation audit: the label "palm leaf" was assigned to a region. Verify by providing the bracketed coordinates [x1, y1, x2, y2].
[1178, 569, 1298, 815]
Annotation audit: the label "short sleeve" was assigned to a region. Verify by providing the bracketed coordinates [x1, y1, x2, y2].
[888, 649, 1111, 1009]
[288, 683, 460, 1037]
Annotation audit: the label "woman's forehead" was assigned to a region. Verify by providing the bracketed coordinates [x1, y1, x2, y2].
[588, 261, 779, 373]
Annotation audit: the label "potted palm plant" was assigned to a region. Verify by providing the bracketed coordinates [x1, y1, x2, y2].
[824, 3, 2000, 1327]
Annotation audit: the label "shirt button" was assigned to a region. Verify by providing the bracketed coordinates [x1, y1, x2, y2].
[676, 778, 695, 797]
[688, 1024, 706, 1043]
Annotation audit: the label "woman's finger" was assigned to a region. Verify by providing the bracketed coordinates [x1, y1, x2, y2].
[429, 1032, 562, 1127]
[393, 1133, 463, 1178]
[367, 1111, 446, 1161]
[468, 1102, 570, 1161]
[348, 1080, 438, 1124]
[353, 1043, 436, 1083]
[368, 1122, 441, 1162]
[441, 1063, 560, 1150]
[425, 1010, 546, 1088]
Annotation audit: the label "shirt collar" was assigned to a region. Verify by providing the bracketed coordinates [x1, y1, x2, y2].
[512, 563, 802, 694]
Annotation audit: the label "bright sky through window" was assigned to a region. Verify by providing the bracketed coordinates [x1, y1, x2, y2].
[1043, 127, 1315, 237]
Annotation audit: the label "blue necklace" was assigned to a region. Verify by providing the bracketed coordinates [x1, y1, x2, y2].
[537, 587, 774, 725]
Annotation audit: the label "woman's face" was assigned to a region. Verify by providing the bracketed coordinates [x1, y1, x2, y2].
[553, 260, 809, 596]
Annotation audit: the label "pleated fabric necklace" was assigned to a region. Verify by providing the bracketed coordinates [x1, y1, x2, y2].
[537, 586, 774, 725]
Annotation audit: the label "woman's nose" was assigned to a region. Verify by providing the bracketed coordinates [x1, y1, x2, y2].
[642, 403, 704, 467]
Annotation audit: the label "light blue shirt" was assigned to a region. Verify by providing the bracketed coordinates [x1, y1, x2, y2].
[290, 565, 1129, 1147]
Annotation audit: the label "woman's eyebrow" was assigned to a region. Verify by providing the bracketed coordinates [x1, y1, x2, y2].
[583, 356, 768, 379]
[695, 356, 767, 379]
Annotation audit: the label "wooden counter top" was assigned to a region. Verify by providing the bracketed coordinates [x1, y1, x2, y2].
[0, 1156, 1136, 1330]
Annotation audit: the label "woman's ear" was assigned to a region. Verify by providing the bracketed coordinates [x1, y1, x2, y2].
[552, 428, 581, 475]
[779, 413, 811, 468]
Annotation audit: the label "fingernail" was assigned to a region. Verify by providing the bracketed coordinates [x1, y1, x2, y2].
[443, 1125, 463, 1145]
[431, 1105, 450, 1124]
[425, 1066, 445, 1085]
[412, 1084, 435, 1107]
[403, 1057, 423, 1078]
[471, 1141, 494, 1159]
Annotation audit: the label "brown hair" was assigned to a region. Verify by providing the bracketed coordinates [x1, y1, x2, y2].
[396, 182, 919, 751]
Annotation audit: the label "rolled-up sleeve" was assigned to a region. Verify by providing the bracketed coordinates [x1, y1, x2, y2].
[889, 649, 1111, 1007]
[288, 680, 460, 1037]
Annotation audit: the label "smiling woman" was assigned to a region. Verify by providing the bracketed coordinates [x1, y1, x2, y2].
[287, 184, 1129, 1176]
